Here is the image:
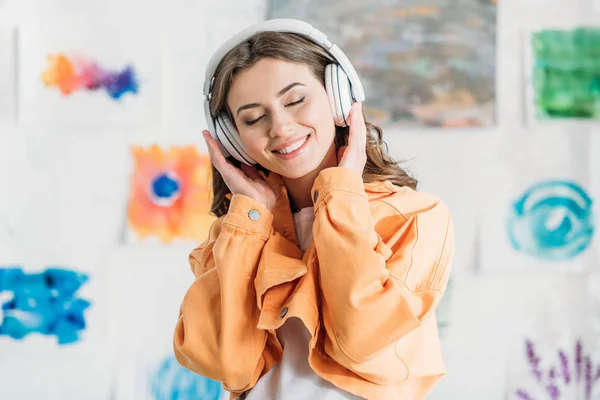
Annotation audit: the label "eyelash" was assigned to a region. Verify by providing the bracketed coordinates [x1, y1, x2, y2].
[244, 97, 306, 126]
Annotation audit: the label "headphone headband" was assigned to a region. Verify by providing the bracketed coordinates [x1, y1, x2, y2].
[203, 18, 365, 103]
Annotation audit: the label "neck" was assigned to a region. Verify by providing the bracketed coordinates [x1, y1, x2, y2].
[282, 143, 337, 212]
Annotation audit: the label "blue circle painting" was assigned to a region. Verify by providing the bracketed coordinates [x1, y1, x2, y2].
[507, 180, 594, 261]
[150, 356, 223, 400]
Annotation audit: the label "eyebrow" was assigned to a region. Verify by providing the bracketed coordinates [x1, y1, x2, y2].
[236, 82, 306, 116]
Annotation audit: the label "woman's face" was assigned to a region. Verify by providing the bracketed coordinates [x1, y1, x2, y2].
[226, 57, 337, 179]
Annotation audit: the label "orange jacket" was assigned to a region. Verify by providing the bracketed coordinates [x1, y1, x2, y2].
[173, 167, 454, 399]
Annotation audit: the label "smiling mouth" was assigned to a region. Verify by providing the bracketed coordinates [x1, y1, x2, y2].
[272, 135, 310, 155]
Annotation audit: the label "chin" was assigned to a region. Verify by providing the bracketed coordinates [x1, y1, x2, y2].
[272, 157, 322, 180]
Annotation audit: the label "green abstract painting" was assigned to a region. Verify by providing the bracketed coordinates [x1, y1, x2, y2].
[531, 27, 600, 120]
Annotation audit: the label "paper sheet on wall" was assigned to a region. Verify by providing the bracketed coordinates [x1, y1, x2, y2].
[523, 24, 600, 126]
[480, 128, 597, 273]
[0, 26, 15, 126]
[0, 259, 111, 358]
[18, 22, 162, 127]
[504, 274, 600, 399]
[0, 355, 112, 400]
[413, 162, 480, 276]
[430, 274, 592, 399]
[108, 245, 229, 400]
[591, 132, 600, 269]
[0, 136, 30, 263]
[125, 144, 216, 245]
[9, 130, 128, 266]
[0, 260, 112, 400]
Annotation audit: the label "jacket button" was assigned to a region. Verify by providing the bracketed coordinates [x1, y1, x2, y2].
[248, 209, 260, 221]
[279, 307, 288, 318]
[313, 191, 319, 203]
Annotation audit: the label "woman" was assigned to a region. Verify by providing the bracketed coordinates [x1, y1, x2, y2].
[174, 19, 454, 400]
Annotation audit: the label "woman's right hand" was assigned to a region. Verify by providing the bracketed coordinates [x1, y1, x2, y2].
[203, 130, 277, 211]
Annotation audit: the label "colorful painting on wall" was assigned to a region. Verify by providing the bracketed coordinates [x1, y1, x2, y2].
[526, 26, 600, 123]
[479, 129, 597, 273]
[126, 145, 216, 244]
[507, 179, 595, 262]
[149, 356, 225, 400]
[510, 338, 600, 400]
[267, 0, 497, 128]
[41, 53, 139, 101]
[0, 266, 90, 345]
[482, 174, 596, 273]
[18, 23, 161, 126]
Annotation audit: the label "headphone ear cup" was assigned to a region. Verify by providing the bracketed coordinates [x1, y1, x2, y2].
[325, 64, 342, 126]
[325, 64, 354, 127]
[205, 99, 231, 159]
[334, 64, 354, 127]
[215, 113, 256, 165]
[213, 114, 235, 159]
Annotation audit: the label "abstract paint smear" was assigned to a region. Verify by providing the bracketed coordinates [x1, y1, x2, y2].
[150, 356, 223, 400]
[507, 180, 594, 261]
[41, 53, 139, 100]
[127, 145, 216, 243]
[531, 27, 600, 120]
[268, 0, 496, 127]
[0, 267, 91, 345]
[516, 338, 600, 400]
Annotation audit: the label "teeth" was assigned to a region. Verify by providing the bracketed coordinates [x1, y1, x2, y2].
[275, 136, 308, 154]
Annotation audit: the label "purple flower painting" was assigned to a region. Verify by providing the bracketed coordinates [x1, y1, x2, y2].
[516, 338, 600, 400]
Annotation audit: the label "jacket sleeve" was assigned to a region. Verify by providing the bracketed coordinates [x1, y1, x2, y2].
[173, 194, 281, 395]
[311, 167, 454, 391]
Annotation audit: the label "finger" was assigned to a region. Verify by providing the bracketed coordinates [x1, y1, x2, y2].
[346, 102, 361, 150]
[356, 102, 367, 150]
[203, 130, 227, 170]
[202, 131, 257, 189]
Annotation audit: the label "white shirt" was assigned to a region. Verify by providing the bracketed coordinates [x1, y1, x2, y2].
[243, 207, 362, 400]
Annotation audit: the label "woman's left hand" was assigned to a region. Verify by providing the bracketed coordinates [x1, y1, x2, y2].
[337, 102, 367, 175]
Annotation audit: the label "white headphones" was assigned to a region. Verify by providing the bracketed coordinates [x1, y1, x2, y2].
[203, 18, 365, 165]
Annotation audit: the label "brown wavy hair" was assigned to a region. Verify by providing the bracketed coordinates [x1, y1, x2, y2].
[208, 31, 417, 217]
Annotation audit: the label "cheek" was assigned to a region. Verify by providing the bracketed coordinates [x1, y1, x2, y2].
[241, 133, 268, 157]
[301, 97, 334, 127]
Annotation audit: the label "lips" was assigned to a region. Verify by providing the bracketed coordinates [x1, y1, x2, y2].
[271, 134, 311, 160]
[271, 135, 310, 153]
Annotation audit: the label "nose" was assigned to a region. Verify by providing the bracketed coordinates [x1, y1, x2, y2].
[269, 110, 294, 138]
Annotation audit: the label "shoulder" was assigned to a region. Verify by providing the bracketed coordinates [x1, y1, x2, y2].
[369, 185, 451, 223]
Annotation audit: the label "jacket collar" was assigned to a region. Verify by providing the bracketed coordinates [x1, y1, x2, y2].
[263, 170, 400, 243]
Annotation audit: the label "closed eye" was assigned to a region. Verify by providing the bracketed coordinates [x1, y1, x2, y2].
[286, 97, 305, 107]
[244, 97, 305, 126]
[245, 116, 264, 126]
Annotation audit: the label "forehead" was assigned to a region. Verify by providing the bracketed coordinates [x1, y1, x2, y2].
[227, 58, 317, 104]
